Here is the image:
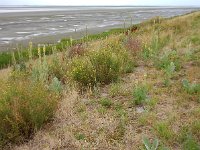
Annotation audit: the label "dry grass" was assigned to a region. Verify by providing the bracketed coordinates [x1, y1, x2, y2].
[0, 11, 199, 150]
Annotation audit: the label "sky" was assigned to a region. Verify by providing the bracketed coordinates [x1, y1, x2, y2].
[0, 0, 200, 6]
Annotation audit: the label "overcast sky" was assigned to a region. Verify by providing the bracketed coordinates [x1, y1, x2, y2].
[1, 0, 200, 6]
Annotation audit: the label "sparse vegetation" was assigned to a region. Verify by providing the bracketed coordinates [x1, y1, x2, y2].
[0, 11, 199, 150]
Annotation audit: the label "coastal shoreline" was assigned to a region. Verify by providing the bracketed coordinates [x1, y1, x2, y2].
[0, 7, 199, 52]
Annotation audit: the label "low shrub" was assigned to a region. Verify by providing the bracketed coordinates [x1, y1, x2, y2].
[163, 62, 176, 86]
[124, 36, 141, 56]
[69, 46, 134, 87]
[69, 57, 96, 87]
[49, 56, 66, 83]
[155, 50, 181, 71]
[182, 79, 200, 94]
[67, 43, 86, 58]
[133, 85, 148, 105]
[0, 78, 59, 146]
[99, 98, 112, 108]
[89, 49, 121, 84]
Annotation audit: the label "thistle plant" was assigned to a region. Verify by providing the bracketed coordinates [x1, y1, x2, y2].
[143, 137, 159, 150]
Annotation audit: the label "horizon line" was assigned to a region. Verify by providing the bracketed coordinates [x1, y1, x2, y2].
[0, 5, 200, 7]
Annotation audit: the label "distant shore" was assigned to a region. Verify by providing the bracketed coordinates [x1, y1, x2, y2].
[0, 6, 199, 52]
[0, 24, 123, 52]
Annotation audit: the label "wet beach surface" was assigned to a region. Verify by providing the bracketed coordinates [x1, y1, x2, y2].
[0, 6, 199, 51]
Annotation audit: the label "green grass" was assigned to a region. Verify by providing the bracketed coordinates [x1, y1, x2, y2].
[99, 98, 112, 108]
[154, 121, 174, 142]
[75, 133, 86, 140]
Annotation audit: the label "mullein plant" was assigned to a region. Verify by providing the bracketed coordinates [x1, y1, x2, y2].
[11, 51, 16, 68]
[31, 44, 63, 93]
[70, 36, 73, 47]
[28, 42, 33, 61]
[31, 44, 49, 83]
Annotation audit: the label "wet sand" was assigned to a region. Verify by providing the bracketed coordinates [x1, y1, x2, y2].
[0, 6, 199, 51]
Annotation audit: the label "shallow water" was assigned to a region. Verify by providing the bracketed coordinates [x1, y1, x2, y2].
[0, 6, 199, 50]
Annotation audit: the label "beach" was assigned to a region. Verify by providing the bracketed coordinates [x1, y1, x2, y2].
[0, 6, 199, 51]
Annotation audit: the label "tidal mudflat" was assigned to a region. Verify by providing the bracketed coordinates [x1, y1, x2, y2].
[0, 6, 199, 51]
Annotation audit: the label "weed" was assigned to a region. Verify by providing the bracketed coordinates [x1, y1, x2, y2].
[109, 83, 121, 97]
[190, 35, 200, 45]
[49, 77, 63, 94]
[183, 135, 200, 150]
[154, 122, 174, 141]
[31, 59, 49, 83]
[182, 79, 200, 94]
[155, 50, 181, 71]
[133, 85, 148, 105]
[97, 107, 107, 115]
[108, 120, 126, 141]
[75, 133, 85, 140]
[146, 98, 159, 110]
[99, 98, 112, 108]
[163, 62, 176, 86]
[142, 136, 159, 150]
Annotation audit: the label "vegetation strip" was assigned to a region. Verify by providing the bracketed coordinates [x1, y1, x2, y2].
[0, 11, 199, 149]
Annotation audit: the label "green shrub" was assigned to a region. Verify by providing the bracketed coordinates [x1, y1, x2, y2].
[89, 49, 121, 84]
[0, 79, 59, 146]
[155, 50, 181, 71]
[182, 79, 200, 94]
[49, 56, 66, 82]
[69, 57, 96, 86]
[118, 50, 135, 73]
[163, 62, 176, 86]
[141, 33, 170, 60]
[49, 77, 63, 94]
[69, 47, 133, 87]
[31, 59, 49, 83]
[133, 85, 148, 105]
